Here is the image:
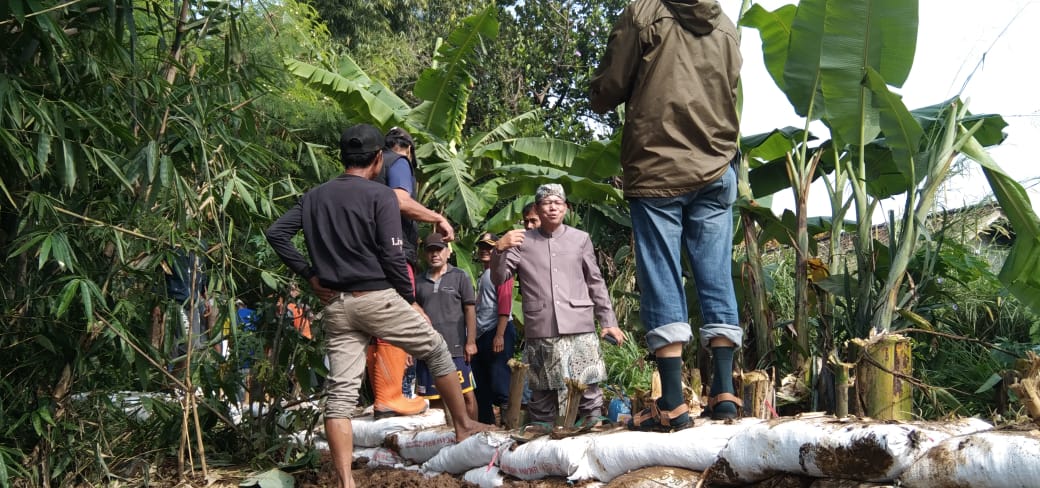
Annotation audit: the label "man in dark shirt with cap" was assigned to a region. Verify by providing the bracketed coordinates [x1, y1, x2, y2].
[265, 123, 489, 488]
[414, 232, 478, 420]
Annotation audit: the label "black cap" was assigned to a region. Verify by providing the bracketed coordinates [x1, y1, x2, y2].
[476, 232, 499, 248]
[340, 124, 384, 155]
[423, 233, 447, 250]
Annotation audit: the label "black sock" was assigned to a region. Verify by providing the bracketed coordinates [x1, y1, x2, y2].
[656, 356, 685, 410]
[710, 346, 735, 395]
[711, 346, 737, 416]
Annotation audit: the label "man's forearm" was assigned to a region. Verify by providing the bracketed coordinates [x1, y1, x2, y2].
[395, 189, 445, 225]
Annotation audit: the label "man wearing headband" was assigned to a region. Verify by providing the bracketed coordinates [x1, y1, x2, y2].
[492, 183, 625, 427]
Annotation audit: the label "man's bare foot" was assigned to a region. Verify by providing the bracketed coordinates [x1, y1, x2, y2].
[454, 420, 495, 442]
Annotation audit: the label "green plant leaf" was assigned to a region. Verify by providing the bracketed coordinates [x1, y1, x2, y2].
[411, 4, 498, 141]
[740, 3, 797, 92]
[974, 373, 1002, 394]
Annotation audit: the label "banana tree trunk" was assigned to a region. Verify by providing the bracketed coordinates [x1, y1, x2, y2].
[851, 333, 913, 420]
[738, 155, 773, 367]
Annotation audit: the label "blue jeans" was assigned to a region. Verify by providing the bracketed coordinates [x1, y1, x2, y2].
[630, 164, 741, 353]
[472, 322, 516, 424]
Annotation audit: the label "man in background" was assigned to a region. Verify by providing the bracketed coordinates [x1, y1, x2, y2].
[471, 232, 515, 425]
[414, 233, 478, 420]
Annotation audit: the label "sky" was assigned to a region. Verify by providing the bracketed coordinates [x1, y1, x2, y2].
[722, 0, 1040, 222]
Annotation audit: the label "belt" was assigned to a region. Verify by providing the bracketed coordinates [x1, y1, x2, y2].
[348, 290, 373, 297]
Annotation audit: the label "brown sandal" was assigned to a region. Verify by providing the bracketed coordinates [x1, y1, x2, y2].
[628, 401, 691, 432]
[707, 393, 743, 420]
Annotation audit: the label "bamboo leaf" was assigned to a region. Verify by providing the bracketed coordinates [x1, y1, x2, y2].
[56, 279, 80, 318]
[80, 280, 95, 321]
[38, 235, 52, 270]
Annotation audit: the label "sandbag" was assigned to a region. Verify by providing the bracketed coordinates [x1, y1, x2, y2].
[706, 416, 992, 485]
[498, 435, 594, 480]
[385, 425, 457, 463]
[897, 430, 1040, 488]
[809, 480, 893, 487]
[422, 431, 513, 475]
[353, 446, 406, 468]
[462, 465, 506, 488]
[587, 418, 762, 482]
[350, 408, 446, 447]
[605, 466, 703, 487]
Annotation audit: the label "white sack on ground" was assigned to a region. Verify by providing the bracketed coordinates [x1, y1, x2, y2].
[422, 431, 513, 474]
[499, 435, 594, 480]
[605, 466, 704, 487]
[386, 426, 457, 463]
[463, 465, 505, 488]
[706, 416, 992, 485]
[809, 480, 894, 487]
[353, 447, 407, 468]
[587, 418, 762, 482]
[351, 408, 445, 447]
[897, 430, 1040, 488]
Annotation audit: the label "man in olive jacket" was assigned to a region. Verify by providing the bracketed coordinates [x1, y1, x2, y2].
[491, 184, 625, 425]
[590, 0, 743, 427]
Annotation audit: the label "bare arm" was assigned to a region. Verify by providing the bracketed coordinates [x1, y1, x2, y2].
[394, 189, 454, 241]
[464, 304, 477, 363]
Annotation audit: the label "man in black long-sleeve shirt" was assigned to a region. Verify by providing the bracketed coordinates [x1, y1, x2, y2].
[265, 124, 489, 488]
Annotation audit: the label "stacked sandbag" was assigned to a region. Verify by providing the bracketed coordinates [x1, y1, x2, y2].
[605, 466, 703, 487]
[350, 408, 446, 447]
[587, 418, 763, 482]
[422, 431, 513, 475]
[898, 429, 1040, 488]
[705, 416, 992, 485]
[385, 425, 457, 463]
[463, 465, 506, 488]
[499, 435, 595, 480]
[353, 446, 407, 468]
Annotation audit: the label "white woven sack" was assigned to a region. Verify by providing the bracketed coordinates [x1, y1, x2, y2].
[350, 407, 444, 447]
[706, 416, 992, 485]
[898, 430, 1040, 488]
[386, 426, 456, 463]
[353, 446, 406, 468]
[422, 431, 513, 474]
[586, 418, 762, 482]
[462, 465, 505, 488]
[498, 435, 593, 480]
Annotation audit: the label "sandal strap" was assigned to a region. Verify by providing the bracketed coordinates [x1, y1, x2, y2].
[708, 392, 744, 408]
[658, 402, 689, 427]
[631, 400, 660, 426]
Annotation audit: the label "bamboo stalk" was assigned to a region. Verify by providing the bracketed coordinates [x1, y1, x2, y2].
[504, 359, 528, 429]
[561, 379, 587, 427]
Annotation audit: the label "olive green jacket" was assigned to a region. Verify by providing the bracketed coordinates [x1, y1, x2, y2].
[590, 0, 742, 198]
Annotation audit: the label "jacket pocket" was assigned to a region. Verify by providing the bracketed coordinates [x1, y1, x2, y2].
[569, 298, 594, 308]
[523, 300, 544, 313]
